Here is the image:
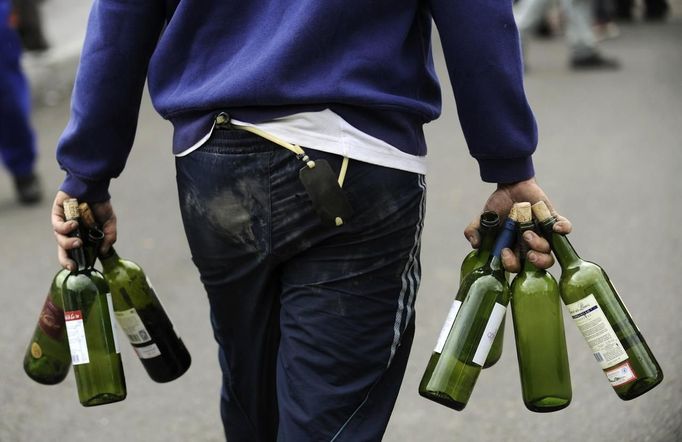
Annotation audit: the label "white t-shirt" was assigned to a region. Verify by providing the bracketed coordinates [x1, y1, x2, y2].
[175, 109, 427, 176]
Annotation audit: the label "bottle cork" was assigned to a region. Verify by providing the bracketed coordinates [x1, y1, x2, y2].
[515, 202, 532, 224]
[508, 204, 518, 222]
[78, 203, 97, 229]
[63, 199, 80, 221]
[531, 201, 553, 222]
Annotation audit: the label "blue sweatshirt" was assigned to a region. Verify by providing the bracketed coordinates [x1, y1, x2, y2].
[57, 0, 537, 201]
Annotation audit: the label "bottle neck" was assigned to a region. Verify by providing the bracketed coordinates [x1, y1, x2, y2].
[477, 225, 498, 259]
[518, 222, 538, 273]
[70, 247, 89, 272]
[490, 218, 517, 271]
[540, 218, 582, 268]
[66, 217, 88, 271]
[99, 247, 121, 271]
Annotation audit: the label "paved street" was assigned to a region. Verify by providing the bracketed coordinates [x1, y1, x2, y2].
[1, 4, 681, 442]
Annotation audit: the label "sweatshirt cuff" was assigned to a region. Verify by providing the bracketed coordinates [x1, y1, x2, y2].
[477, 156, 535, 184]
[59, 173, 111, 202]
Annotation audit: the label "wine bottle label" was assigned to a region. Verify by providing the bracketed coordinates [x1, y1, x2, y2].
[434, 300, 462, 353]
[64, 310, 90, 365]
[567, 294, 628, 370]
[605, 360, 638, 387]
[38, 296, 65, 340]
[134, 343, 162, 360]
[472, 303, 506, 366]
[115, 308, 153, 345]
[106, 293, 121, 354]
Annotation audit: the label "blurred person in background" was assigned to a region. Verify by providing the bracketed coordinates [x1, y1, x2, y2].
[0, 0, 44, 204]
[50, 1, 571, 440]
[614, 0, 669, 21]
[515, 0, 621, 69]
[594, 0, 622, 41]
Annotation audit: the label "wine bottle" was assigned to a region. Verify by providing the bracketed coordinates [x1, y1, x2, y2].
[61, 198, 126, 406]
[23, 269, 72, 385]
[419, 212, 517, 410]
[418, 212, 501, 403]
[79, 203, 191, 383]
[460, 211, 505, 368]
[510, 203, 571, 412]
[532, 201, 663, 400]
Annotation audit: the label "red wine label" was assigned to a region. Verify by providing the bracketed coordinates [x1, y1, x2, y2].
[605, 360, 638, 387]
[567, 294, 628, 370]
[64, 310, 89, 365]
[38, 295, 65, 340]
[472, 303, 506, 366]
[434, 300, 462, 353]
[115, 308, 153, 345]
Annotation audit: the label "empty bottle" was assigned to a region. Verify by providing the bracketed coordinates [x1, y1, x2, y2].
[511, 202, 571, 412]
[419, 213, 517, 410]
[23, 269, 72, 384]
[532, 201, 663, 400]
[460, 211, 506, 368]
[61, 198, 126, 406]
[79, 203, 191, 382]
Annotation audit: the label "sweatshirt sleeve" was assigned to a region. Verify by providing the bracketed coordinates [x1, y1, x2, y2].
[56, 0, 166, 201]
[429, 0, 537, 184]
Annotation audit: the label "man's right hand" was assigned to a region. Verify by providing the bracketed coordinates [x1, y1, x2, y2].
[51, 191, 117, 271]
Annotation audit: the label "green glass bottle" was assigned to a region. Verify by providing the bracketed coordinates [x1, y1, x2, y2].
[78, 203, 191, 383]
[61, 199, 126, 406]
[460, 211, 505, 368]
[100, 249, 191, 383]
[532, 201, 663, 400]
[23, 269, 72, 384]
[419, 214, 517, 410]
[510, 203, 571, 412]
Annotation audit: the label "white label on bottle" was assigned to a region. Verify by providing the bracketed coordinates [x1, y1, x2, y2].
[106, 293, 121, 354]
[472, 303, 506, 366]
[434, 300, 462, 353]
[605, 360, 638, 387]
[64, 310, 89, 365]
[567, 294, 628, 370]
[134, 343, 162, 360]
[115, 308, 153, 345]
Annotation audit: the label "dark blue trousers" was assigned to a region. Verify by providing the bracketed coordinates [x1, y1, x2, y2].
[176, 127, 426, 441]
[0, 0, 36, 178]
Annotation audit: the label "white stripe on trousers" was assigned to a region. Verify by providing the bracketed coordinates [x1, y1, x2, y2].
[388, 173, 426, 366]
[330, 174, 427, 442]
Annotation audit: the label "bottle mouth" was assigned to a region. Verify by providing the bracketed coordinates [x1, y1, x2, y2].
[480, 211, 500, 229]
[88, 229, 105, 242]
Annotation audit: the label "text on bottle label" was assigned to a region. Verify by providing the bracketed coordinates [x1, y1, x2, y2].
[567, 294, 628, 370]
[64, 310, 89, 365]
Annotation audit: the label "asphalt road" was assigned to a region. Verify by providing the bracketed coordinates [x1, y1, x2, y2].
[1, 7, 681, 442]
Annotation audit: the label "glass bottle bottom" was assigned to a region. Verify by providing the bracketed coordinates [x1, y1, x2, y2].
[81, 392, 127, 407]
[525, 396, 571, 413]
[616, 375, 663, 401]
[419, 390, 466, 411]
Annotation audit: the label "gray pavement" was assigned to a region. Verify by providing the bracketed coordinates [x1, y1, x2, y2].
[2, 3, 682, 442]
